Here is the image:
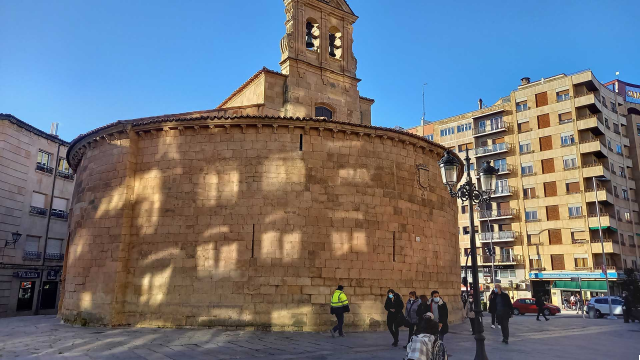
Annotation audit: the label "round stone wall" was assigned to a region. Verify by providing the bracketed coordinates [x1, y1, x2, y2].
[61, 115, 462, 330]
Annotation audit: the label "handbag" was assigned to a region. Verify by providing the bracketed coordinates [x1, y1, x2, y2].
[395, 312, 407, 327]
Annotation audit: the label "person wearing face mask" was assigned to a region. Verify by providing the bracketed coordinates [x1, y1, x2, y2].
[494, 284, 513, 344]
[384, 289, 404, 347]
[403, 291, 421, 349]
[465, 293, 476, 335]
[426, 290, 449, 342]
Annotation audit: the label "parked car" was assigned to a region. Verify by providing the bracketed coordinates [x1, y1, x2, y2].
[588, 296, 624, 317]
[512, 298, 561, 316]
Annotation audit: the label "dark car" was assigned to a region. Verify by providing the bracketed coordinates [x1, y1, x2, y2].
[512, 298, 561, 316]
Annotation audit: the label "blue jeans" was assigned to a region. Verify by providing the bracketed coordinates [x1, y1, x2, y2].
[332, 312, 344, 335]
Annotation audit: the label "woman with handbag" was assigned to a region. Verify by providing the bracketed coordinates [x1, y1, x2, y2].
[384, 289, 404, 347]
[403, 291, 421, 349]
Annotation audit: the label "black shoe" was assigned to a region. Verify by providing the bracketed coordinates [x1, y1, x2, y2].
[392, 342, 398, 347]
[545, 318, 549, 321]
[502, 339, 508, 344]
[403, 345, 407, 349]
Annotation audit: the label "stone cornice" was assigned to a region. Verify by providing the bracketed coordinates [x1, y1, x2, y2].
[66, 114, 449, 172]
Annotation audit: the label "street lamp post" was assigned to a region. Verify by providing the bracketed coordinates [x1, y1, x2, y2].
[592, 176, 616, 319]
[439, 149, 497, 360]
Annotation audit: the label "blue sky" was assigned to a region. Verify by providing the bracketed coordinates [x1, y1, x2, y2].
[1, 0, 639, 142]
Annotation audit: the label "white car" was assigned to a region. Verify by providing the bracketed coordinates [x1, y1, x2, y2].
[588, 296, 624, 317]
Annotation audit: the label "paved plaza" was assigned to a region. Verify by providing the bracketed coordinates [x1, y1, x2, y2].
[0, 314, 638, 359]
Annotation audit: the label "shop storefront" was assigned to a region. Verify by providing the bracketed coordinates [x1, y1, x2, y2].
[529, 271, 619, 306]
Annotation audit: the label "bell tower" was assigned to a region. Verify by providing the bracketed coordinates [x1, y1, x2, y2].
[280, 0, 372, 124]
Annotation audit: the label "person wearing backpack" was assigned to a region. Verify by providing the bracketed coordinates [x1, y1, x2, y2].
[329, 285, 349, 338]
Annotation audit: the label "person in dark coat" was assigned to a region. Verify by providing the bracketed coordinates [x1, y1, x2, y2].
[384, 289, 404, 347]
[425, 290, 448, 342]
[488, 290, 498, 329]
[623, 291, 638, 323]
[403, 291, 421, 348]
[416, 295, 440, 337]
[495, 284, 513, 344]
[535, 293, 549, 321]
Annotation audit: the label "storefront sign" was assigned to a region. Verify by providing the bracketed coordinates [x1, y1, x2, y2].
[529, 271, 618, 279]
[46, 270, 58, 280]
[13, 271, 40, 278]
[627, 85, 640, 104]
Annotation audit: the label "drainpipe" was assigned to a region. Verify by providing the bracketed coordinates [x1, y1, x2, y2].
[35, 142, 61, 314]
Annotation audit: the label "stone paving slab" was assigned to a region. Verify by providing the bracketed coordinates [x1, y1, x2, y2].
[0, 314, 639, 359]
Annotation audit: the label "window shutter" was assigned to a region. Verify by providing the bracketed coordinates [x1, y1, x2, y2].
[538, 113, 551, 129]
[544, 181, 557, 197]
[46, 239, 63, 253]
[539, 136, 553, 151]
[551, 254, 565, 270]
[518, 121, 530, 132]
[494, 137, 505, 144]
[542, 158, 555, 174]
[546, 205, 560, 221]
[498, 202, 511, 211]
[535, 92, 549, 107]
[31, 192, 46, 208]
[559, 112, 572, 121]
[549, 229, 563, 245]
[567, 182, 580, 193]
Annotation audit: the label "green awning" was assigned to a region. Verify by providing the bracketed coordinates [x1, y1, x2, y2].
[589, 226, 617, 232]
[636, 233, 640, 237]
[553, 280, 608, 291]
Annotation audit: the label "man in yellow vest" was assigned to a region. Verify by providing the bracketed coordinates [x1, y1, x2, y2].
[329, 285, 350, 337]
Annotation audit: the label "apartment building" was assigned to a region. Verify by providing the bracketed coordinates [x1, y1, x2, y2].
[407, 71, 640, 305]
[0, 114, 74, 317]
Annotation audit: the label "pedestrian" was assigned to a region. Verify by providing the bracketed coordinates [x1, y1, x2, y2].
[425, 290, 449, 342]
[570, 294, 576, 310]
[488, 290, 498, 329]
[403, 291, 421, 349]
[384, 289, 404, 347]
[329, 285, 349, 338]
[494, 284, 513, 344]
[416, 295, 440, 337]
[535, 293, 549, 321]
[465, 294, 476, 335]
[562, 295, 568, 310]
[576, 293, 584, 314]
[622, 291, 638, 323]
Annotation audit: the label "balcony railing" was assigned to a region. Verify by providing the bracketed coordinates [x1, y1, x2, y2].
[594, 265, 616, 271]
[23, 251, 42, 261]
[35, 163, 54, 174]
[473, 122, 508, 136]
[571, 239, 588, 244]
[29, 206, 47, 216]
[51, 209, 69, 220]
[493, 186, 515, 197]
[479, 231, 517, 242]
[482, 254, 523, 264]
[574, 266, 591, 271]
[530, 266, 546, 271]
[590, 238, 612, 243]
[57, 170, 75, 180]
[478, 208, 517, 219]
[45, 252, 65, 260]
[474, 143, 511, 156]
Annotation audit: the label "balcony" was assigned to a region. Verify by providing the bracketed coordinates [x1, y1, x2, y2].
[473, 122, 509, 137]
[35, 162, 54, 175]
[57, 170, 75, 181]
[482, 254, 524, 265]
[492, 185, 516, 197]
[590, 239, 619, 254]
[594, 265, 617, 271]
[576, 113, 604, 134]
[479, 231, 518, 243]
[51, 209, 68, 220]
[588, 213, 617, 229]
[579, 138, 605, 156]
[45, 252, 65, 261]
[571, 239, 589, 245]
[574, 266, 592, 271]
[476, 163, 515, 177]
[530, 266, 546, 272]
[23, 251, 42, 261]
[478, 208, 517, 220]
[585, 188, 613, 204]
[475, 143, 511, 157]
[582, 163, 610, 179]
[29, 206, 47, 217]
[574, 92, 597, 108]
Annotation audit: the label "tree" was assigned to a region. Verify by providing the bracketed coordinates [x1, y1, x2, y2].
[621, 268, 640, 307]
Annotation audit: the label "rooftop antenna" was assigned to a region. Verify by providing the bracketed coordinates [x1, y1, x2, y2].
[421, 83, 428, 125]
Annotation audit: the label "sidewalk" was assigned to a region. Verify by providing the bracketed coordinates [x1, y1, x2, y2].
[0, 313, 637, 359]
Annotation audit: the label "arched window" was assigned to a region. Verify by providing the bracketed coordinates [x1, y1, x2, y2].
[306, 19, 319, 50]
[315, 106, 333, 120]
[328, 26, 342, 59]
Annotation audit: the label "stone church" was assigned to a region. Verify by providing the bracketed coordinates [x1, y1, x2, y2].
[60, 0, 462, 331]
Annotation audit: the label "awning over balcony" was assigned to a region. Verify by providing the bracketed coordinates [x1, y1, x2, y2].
[553, 280, 608, 291]
[589, 226, 618, 232]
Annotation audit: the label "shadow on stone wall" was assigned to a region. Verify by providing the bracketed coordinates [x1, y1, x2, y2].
[61, 123, 461, 331]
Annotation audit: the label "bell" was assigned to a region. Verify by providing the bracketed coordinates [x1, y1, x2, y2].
[306, 22, 314, 49]
[328, 33, 336, 58]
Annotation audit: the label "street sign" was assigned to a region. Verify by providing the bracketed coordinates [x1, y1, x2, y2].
[13, 271, 40, 278]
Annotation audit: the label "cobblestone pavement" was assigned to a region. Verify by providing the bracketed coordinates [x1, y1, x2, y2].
[0, 314, 638, 359]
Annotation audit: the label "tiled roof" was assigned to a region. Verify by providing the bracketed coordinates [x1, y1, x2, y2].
[216, 67, 287, 109]
[0, 113, 70, 145]
[359, 95, 375, 103]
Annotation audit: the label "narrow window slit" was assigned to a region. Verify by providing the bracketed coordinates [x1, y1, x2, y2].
[251, 224, 255, 258]
[299, 134, 303, 151]
[393, 231, 396, 262]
